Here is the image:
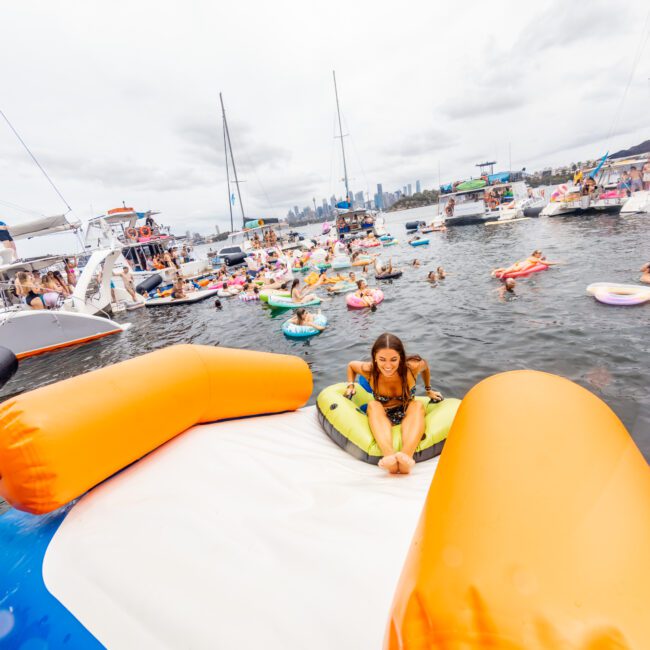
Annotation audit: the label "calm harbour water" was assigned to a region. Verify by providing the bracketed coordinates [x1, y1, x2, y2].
[3, 207, 649, 458]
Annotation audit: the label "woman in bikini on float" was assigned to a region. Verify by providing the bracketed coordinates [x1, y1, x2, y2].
[345, 332, 443, 475]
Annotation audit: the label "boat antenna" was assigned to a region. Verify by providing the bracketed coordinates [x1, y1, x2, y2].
[333, 71, 350, 204]
[223, 119, 234, 233]
[219, 93, 246, 227]
[0, 107, 73, 215]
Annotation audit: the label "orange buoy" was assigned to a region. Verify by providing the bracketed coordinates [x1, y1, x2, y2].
[125, 227, 138, 240]
[386, 370, 650, 649]
[139, 225, 152, 238]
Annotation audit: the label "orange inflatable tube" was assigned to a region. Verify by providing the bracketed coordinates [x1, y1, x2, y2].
[0, 345, 312, 515]
[386, 370, 650, 649]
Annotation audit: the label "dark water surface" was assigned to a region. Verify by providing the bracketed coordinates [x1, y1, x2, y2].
[3, 208, 649, 457]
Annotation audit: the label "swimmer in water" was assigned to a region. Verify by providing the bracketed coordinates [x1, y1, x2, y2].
[437, 266, 446, 279]
[498, 278, 516, 301]
[427, 271, 437, 283]
[640, 262, 650, 284]
[411, 259, 420, 268]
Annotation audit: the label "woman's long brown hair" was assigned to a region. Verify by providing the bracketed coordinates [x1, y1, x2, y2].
[370, 333, 421, 406]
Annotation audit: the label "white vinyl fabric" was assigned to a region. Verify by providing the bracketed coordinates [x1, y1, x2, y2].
[43, 406, 439, 649]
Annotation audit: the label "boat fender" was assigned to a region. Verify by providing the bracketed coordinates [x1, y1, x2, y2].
[135, 273, 163, 295]
[0, 346, 18, 389]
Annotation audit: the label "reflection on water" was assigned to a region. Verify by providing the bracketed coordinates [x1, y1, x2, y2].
[3, 209, 649, 459]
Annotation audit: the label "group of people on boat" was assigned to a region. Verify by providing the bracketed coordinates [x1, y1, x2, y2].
[148, 245, 193, 271]
[10, 259, 78, 310]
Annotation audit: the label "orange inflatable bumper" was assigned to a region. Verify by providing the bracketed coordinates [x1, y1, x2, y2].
[386, 370, 650, 649]
[0, 345, 312, 514]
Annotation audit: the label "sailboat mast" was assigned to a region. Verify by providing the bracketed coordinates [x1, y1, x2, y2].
[223, 120, 234, 233]
[220, 93, 246, 227]
[333, 71, 350, 204]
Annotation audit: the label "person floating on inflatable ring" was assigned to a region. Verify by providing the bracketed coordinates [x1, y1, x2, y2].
[344, 333, 443, 475]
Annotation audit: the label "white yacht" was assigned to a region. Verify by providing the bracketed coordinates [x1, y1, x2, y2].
[541, 157, 648, 217]
[85, 207, 212, 283]
[0, 216, 130, 360]
[439, 166, 530, 226]
[621, 190, 650, 215]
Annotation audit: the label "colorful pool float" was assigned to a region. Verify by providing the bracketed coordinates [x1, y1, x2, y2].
[317, 382, 460, 463]
[345, 289, 384, 309]
[586, 282, 650, 306]
[267, 295, 321, 309]
[494, 262, 548, 279]
[282, 314, 328, 338]
[409, 239, 429, 247]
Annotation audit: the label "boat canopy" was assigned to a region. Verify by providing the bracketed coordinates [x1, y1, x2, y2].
[0, 254, 70, 275]
[8, 215, 82, 240]
[488, 172, 510, 184]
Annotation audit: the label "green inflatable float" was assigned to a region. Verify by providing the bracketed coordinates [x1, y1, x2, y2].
[317, 382, 461, 464]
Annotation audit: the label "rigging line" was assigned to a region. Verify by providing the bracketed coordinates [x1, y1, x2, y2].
[0, 108, 73, 214]
[606, 7, 650, 146]
[0, 198, 47, 217]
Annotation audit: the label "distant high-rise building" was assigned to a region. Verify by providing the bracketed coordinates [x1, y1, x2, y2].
[294, 205, 300, 218]
[322, 198, 329, 215]
[407, 184, 412, 196]
[354, 191, 364, 206]
[403, 186, 407, 196]
[330, 195, 337, 209]
[376, 183, 384, 210]
[416, 180, 421, 194]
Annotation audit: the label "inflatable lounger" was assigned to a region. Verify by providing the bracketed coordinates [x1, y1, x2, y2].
[1, 351, 649, 649]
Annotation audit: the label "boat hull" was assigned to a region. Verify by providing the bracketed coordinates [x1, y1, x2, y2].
[0, 310, 126, 359]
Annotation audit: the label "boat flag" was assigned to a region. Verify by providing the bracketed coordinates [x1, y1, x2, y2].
[230, 192, 236, 206]
[588, 152, 608, 179]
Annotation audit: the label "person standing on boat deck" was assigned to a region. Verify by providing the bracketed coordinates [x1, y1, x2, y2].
[642, 161, 650, 191]
[0, 221, 17, 261]
[345, 333, 443, 475]
[618, 172, 632, 196]
[629, 167, 643, 193]
[119, 266, 137, 302]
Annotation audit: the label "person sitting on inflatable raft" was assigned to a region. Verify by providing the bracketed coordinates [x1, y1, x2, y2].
[345, 333, 443, 475]
[353, 278, 379, 309]
[288, 307, 327, 332]
[290, 278, 319, 304]
[491, 249, 559, 278]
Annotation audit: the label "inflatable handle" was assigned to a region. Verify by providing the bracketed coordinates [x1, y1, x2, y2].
[385, 370, 650, 649]
[0, 345, 312, 514]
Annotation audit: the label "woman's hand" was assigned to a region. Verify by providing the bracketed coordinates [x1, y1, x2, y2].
[426, 389, 443, 402]
[344, 383, 356, 399]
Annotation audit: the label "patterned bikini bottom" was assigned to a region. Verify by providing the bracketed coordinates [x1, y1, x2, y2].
[384, 405, 407, 425]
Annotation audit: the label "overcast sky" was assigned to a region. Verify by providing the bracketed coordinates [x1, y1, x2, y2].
[1, 0, 648, 237]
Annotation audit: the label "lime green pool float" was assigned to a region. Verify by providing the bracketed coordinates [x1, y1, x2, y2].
[316, 382, 461, 464]
[259, 289, 291, 303]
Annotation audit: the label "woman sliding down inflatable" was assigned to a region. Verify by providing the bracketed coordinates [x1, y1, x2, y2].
[491, 249, 559, 279]
[342, 333, 444, 474]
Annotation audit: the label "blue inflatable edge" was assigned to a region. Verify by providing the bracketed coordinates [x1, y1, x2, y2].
[0, 505, 101, 648]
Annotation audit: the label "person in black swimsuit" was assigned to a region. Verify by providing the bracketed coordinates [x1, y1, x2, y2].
[345, 332, 443, 475]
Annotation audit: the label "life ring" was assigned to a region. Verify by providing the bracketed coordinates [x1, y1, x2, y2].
[316, 382, 460, 464]
[139, 226, 152, 238]
[125, 227, 138, 240]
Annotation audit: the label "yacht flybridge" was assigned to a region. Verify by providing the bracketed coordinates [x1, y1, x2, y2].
[85, 206, 211, 282]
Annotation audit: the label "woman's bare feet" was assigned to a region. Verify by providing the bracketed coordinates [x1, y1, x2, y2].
[396, 452, 415, 474]
[379, 453, 399, 474]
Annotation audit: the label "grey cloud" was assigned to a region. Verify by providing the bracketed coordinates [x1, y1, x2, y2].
[515, 1, 632, 56]
[440, 92, 527, 120]
[385, 128, 459, 158]
[33, 152, 214, 193]
[177, 118, 292, 171]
